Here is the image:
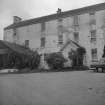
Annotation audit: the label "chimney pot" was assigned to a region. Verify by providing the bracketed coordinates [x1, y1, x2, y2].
[57, 8, 62, 14]
[13, 16, 22, 23]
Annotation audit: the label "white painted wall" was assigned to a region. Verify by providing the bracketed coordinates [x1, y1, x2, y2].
[78, 13, 91, 66]
[3, 9, 105, 66]
[4, 29, 14, 43]
[17, 24, 41, 50]
[45, 20, 58, 52]
[96, 10, 105, 60]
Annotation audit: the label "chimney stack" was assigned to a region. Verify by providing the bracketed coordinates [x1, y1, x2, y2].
[13, 16, 22, 23]
[57, 8, 62, 14]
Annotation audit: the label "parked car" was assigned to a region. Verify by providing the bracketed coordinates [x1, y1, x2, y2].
[90, 58, 105, 72]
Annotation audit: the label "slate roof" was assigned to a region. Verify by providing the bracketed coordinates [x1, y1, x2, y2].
[4, 2, 105, 30]
[0, 40, 33, 55]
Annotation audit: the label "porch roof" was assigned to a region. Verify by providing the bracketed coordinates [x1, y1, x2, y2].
[0, 40, 33, 55]
[60, 40, 81, 51]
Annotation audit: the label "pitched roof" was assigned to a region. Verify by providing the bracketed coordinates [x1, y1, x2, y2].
[0, 40, 33, 55]
[60, 40, 81, 51]
[4, 2, 105, 30]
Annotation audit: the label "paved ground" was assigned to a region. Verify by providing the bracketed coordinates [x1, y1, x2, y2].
[0, 70, 105, 105]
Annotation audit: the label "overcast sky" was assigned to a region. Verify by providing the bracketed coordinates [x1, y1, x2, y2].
[0, 0, 104, 39]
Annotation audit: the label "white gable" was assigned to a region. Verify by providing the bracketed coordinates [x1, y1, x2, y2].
[61, 41, 80, 58]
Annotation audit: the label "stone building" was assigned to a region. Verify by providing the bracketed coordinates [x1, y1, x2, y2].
[4, 2, 105, 66]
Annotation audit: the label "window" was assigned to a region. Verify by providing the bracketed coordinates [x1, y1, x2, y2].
[90, 30, 96, 42]
[41, 22, 45, 31]
[13, 28, 18, 43]
[91, 48, 97, 61]
[40, 37, 46, 47]
[58, 25, 63, 44]
[25, 40, 29, 48]
[90, 12, 95, 15]
[74, 32, 79, 43]
[57, 17, 63, 27]
[57, 17, 63, 45]
[13, 28, 17, 36]
[58, 25, 63, 32]
[58, 35, 63, 44]
[89, 12, 96, 25]
[74, 15, 79, 26]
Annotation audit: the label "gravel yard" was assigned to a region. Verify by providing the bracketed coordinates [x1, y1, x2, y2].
[0, 70, 105, 105]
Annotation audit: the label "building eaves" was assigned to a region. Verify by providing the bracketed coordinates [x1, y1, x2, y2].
[4, 2, 105, 30]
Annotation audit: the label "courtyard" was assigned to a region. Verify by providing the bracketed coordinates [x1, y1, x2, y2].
[0, 70, 105, 105]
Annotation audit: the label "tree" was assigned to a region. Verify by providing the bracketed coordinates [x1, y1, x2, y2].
[68, 49, 78, 66]
[29, 51, 40, 69]
[6, 50, 40, 71]
[68, 47, 86, 67]
[77, 47, 86, 66]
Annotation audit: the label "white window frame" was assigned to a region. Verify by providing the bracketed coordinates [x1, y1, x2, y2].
[91, 48, 97, 61]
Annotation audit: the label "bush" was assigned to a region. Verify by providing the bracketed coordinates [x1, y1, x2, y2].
[29, 51, 40, 69]
[77, 47, 86, 66]
[45, 52, 67, 70]
[7, 52, 22, 69]
[6, 51, 40, 71]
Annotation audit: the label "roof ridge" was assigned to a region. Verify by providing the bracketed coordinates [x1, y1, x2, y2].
[4, 2, 105, 30]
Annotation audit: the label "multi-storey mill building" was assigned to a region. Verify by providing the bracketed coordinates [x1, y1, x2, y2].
[4, 2, 105, 66]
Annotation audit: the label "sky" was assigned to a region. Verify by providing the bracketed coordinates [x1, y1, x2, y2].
[0, 0, 104, 39]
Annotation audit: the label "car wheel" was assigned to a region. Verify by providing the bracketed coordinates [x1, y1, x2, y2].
[98, 67, 102, 72]
[96, 67, 98, 72]
[102, 68, 104, 72]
